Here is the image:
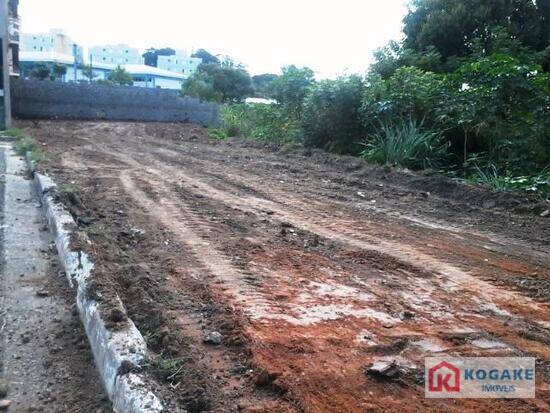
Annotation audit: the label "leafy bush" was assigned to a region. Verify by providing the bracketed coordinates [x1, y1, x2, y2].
[301, 76, 365, 153]
[219, 104, 298, 142]
[219, 105, 251, 137]
[108, 66, 134, 86]
[207, 128, 228, 140]
[361, 119, 448, 169]
[361, 67, 444, 129]
[269, 65, 315, 117]
[438, 55, 550, 171]
[468, 165, 550, 199]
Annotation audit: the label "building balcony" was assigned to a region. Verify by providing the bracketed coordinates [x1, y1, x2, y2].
[9, 17, 20, 44]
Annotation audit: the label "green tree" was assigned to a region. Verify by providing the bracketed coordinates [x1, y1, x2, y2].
[269, 65, 315, 117]
[143, 47, 175, 67]
[51, 63, 67, 80]
[403, 0, 548, 61]
[252, 73, 278, 98]
[191, 49, 219, 65]
[183, 71, 223, 102]
[301, 76, 365, 153]
[108, 66, 134, 86]
[183, 62, 253, 102]
[362, 66, 445, 128]
[30, 63, 51, 80]
[80, 64, 98, 82]
[438, 55, 550, 169]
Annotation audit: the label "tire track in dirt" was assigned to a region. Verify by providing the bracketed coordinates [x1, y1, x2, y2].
[146, 164, 548, 322]
[119, 170, 299, 412]
[119, 166, 550, 413]
[149, 144, 550, 266]
[70, 145, 550, 353]
[144, 142, 549, 254]
[25, 121, 550, 413]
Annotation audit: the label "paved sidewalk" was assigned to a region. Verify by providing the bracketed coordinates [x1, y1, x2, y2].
[0, 143, 110, 412]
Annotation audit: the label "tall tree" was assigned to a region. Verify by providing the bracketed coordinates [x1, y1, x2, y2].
[182, 61, 253, 102]
[269, 65, 315, 117]
[51, 63, 67, 80]
[403, 0, 548, 60]
[143, 48, 175, 67]
[252, 73, 278, 98]
[191, 49, 219, 65]
[30, 63, 51, 80]
[108, 66, 134, 85]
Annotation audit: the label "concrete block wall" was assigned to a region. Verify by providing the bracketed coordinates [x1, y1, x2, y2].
[10, 78, 219, 126]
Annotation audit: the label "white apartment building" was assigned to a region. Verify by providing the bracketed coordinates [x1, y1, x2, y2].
[88, 44, 143, 65]
[21, 29, 82, 57]
[157, 51, 201, 76]
[20, 33, 201, 90]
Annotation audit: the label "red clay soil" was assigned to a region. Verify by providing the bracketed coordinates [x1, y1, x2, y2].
[18, 120, 550, 413]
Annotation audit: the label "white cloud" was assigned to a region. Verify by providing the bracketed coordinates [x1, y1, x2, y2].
[19, 0, 409, 78]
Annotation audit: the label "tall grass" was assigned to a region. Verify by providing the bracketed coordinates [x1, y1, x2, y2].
[5, 128, 44, 162]
[361, 119, 447, 169]
[469, 164, 550, 199]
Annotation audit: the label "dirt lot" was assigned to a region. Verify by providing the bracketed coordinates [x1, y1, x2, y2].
[18, 120, 549, 412]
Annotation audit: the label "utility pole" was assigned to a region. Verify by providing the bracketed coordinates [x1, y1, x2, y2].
[73, 43, 78, 82]
[0, 0, 11, 129]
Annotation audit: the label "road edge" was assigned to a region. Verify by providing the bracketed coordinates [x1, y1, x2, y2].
[25, 153, 164, 413]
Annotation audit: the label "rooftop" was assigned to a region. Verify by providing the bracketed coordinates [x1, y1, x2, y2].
[20, 51, 186, 79]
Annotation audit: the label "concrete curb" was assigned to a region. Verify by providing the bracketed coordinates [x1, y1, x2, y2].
[26, 154, 163, 413]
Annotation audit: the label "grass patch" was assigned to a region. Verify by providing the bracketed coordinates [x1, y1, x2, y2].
[4, 128, 26, 140]
[60, 183, 76, 194]
[468, 164, 550, 200]
[207, 128, 228, 140]
[152, 353, 186, 383]
[5, 128, 44, 162]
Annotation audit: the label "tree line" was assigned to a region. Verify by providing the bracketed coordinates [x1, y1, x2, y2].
[190, 0, 549, 198]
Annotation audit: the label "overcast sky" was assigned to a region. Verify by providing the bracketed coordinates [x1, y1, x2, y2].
[19, 0, 409, 78]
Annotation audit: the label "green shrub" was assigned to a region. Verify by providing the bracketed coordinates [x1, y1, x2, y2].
[207, 128, 228, 140]
[361, 67, 444, 128]
[301, 75, 365, 153]
[220, 103, 298, 142]
[361, 119, 448, 169]
[219, 104, 252, 137]
[468, 165, 550, 199]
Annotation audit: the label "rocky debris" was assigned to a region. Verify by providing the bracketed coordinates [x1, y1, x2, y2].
[366, 360, 402, 380]
[121, 226, 145, 237]
[0, 400, 11, 410]
[77, 216, 93, 226]
[399, 310, 415, 320]
[203, 331, 223, 345]
[36, 290, 49, 297]
[482, 199, 496, 209]
[108, 307, 127, 323]
[540, 209, 549, 217]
